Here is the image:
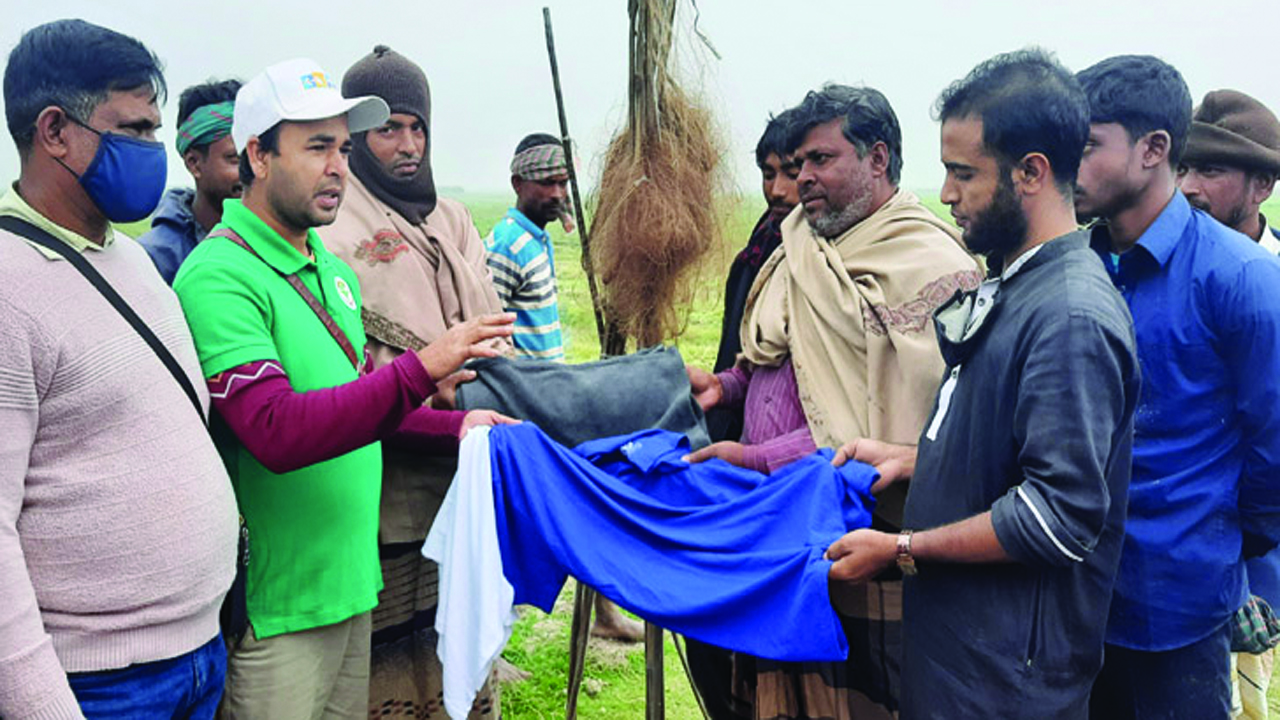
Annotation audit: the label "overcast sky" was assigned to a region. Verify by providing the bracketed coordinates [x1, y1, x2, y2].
[3, 0, 1278, 199]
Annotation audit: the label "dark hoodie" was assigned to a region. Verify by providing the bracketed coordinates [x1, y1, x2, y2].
[137, 188, 208, 285]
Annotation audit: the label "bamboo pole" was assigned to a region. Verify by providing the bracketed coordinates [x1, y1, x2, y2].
[542, 7, 609, 354]
[564, 582, 596, 720]
[645, 623, 666, 720]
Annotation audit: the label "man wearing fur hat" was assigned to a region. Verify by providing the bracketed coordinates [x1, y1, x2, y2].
[1177, 88, 1280, 720]
[325, 45, 509, 720]
[1178, 89, 1280, 254]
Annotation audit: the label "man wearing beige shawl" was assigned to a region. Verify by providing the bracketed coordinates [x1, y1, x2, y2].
[687, 85, 981, 719]
[325, 46, 507, 720]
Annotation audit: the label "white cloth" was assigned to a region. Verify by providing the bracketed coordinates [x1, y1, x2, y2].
[422, 426, 516, 720]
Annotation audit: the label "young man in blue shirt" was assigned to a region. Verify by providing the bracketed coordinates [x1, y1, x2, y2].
[1075, 55, 1280, 720]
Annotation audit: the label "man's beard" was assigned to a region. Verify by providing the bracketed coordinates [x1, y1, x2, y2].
[965, 175, 1028, 261]
[1187, 195, 1248, 232]
[531, 200, 564, 227]
[805, 176, 874, 239]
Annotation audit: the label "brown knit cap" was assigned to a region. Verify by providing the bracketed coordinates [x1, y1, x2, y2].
[341, 45, 430, 123]
[1182, 89, 1280, 175]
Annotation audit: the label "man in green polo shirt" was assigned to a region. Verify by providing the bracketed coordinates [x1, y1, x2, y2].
[173, 58, 514, 719]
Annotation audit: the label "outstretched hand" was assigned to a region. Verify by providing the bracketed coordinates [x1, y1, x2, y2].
[416, 314, 515, 382]
[832, 438, 916, 494]
[826, 529, 897, 585]
[459, 410, 521, 438]
[682, 440, 747, 468]
[685, 365, 722, 412]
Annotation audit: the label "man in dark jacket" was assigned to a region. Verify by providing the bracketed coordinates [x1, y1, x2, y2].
[138, 79, 242, 283]
[825, 49, 1140, 719]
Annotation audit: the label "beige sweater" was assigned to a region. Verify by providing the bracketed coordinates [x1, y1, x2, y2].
[0, 196, 238, 719]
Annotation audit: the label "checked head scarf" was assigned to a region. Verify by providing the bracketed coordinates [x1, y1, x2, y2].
[175, 101, 233, 155]
[510, 142, 568, 180]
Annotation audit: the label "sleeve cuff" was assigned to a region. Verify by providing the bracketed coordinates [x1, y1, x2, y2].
[739, 444, 769, 474]
[991, 484, 1088, 568]
[0, 638, 84, 720]
[394, 351, 438, 403]
[440, 409, 468, 440]
[718, 366, 748, 407]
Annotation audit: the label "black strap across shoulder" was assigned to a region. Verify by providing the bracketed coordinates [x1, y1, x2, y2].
[0, 215, 207, 426]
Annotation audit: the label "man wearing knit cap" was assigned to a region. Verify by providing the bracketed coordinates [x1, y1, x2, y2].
[138, 78, 242, 284]
[326, 44, 507, 720]
[1178, 89, 1280, 255]
[1178, 84, 1280, 720]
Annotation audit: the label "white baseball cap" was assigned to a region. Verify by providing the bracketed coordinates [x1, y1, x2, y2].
[231, 57, 390, 152]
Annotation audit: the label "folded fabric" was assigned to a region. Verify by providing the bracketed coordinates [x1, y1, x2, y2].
[424, 423, 877, 719]
[455, 345, 711, 449]
[421, 426, 515, 720]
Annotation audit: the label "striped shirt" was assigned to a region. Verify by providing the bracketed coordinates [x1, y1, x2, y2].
[718, 359, 817, 474]
[484, 208, 564, 361]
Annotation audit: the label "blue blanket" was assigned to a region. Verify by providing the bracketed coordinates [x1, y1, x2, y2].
[490, 423, 878, 662]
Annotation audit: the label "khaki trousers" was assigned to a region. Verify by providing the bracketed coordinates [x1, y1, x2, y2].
[1232, 649, 1275, 720]
[221, 612, 372, 720]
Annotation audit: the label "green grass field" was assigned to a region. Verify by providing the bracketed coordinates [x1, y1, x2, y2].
[119, 192, 1280, 717]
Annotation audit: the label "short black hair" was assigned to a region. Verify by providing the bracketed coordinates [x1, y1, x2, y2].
[783, 84, 903, 185]
[4, 19, 166, 153]
[754, 110, 793, 167]
[1077, 55, 1192, 167]
[515, 133, 561, 155]
[177, 78, 241, 140]
[935, 47, 1089, 190]
[237, 124, 281, 186]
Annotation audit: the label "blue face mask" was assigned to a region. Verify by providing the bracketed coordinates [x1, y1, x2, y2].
[60, 115, 168, 223]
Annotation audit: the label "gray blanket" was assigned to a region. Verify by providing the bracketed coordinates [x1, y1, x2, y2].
[456, 346, 710, 450]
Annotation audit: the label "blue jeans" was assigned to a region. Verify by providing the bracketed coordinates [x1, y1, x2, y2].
[1089, 620, 1232, 720]
[67, 633, 225, 720]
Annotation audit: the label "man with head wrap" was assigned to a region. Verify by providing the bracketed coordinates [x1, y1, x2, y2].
[485, 133, 573, 361]
[483, 133, 651, 642]
[138, 78, 242, 284]
[325, 45, 508, 720]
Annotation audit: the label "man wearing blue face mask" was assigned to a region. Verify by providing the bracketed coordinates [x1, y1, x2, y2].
[0, 19, 238, 720]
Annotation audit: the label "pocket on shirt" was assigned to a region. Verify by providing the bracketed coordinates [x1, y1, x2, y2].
[1018, 574, 1077, 680]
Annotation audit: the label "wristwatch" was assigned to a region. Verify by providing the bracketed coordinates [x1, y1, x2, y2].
[896, 529, 918, 576]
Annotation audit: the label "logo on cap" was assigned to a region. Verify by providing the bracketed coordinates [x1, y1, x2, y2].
[300, 72, 332, 90]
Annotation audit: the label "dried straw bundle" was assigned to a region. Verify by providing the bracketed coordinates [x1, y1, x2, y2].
[588, 0, 727, 350]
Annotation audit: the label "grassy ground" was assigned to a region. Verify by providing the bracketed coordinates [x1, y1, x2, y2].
[119, 192, 1280, 717]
